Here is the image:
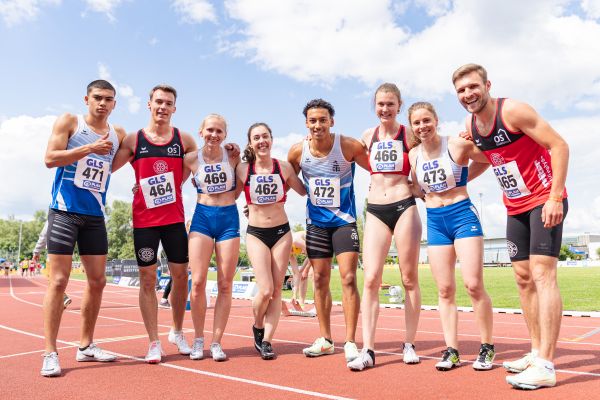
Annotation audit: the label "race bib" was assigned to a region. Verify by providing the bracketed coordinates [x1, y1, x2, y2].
[369, 140, 404, 172]
[140, 172, 176, 209]
[249, 174, 284, 204]
[308, 177, 340, 208]
[74, 156, 109, 192]
[419, 157, 456, 193]
[195, 162, 233, 194]
[492, 161, 531, 199]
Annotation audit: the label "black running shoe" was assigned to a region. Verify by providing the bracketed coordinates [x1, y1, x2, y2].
[260, 341, 275, 360]
[252, 325, 264, 353]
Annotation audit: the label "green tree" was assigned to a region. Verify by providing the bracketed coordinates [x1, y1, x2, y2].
[106, 200, 135, 259]
[559, 245, 576, 261]
[0, 212, 46, 261]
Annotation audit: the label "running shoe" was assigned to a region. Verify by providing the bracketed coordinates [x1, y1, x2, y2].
[252, 325, 264, 353]
[190, 337, 204, 360]
[473, 343, 495, 371]
[40, 352, 61, 377]
[503, 350, 538, 373]
[63, 294, 72, 309]
[347, 349, 375, 371]
[435, 347, 461, 371]
[76, 343, 117, 362]
[402, 342, 420, 364]
[168, 329, 192, 355]
[344, 341, 359, 362]
[260, 341, 275, 360]
[506, 362, 556, 390]
[303, 337, 335, 357]
[145, 341, 163, 364]
[210, 343, 227, 362]
[159, 299, 171, 308]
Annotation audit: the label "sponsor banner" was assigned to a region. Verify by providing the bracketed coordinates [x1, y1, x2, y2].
[118, 277, 131, 287]
[112, 276, 121, 285]
[158, 277, 171, 290]
[206, 279, 258, 299]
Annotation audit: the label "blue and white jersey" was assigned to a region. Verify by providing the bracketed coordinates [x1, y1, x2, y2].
[415, 136, 468, 194]
[300, 134, 356, 227]
[49, 115, 119, 216]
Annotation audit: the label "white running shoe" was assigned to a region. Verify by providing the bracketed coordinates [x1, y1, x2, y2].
[402, 343, 420, 364]
[145, 341, 163, 364]
[159, 299, 171, 308]
[503, 350, 537, 373]
[41, 352, 61, 377]
[210, 343, 227, 361]
[76, 343, 117, 362]
[303, 337, 335, 357]
[344, 341, 359, 362]
[472, 343, 495, 371]
[347, 349, 375, 371]
[190, 338, 205, 360]
[168, 329, 192, 355]
[435, 347, 461, 371]
[506, 363, 556, 390]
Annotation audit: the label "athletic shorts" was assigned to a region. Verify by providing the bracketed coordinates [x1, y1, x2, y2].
[506, 198, 568, 261]
[306, 223, 360, 259]
[427, 198, 483, 246]
[247, 223, 290, 249]
[47, 208, 108, 255]
[190, 203, 240, 242]
[366, 196, 416, 232]
[133, 222, 188, 267]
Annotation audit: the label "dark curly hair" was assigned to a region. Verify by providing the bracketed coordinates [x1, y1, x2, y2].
[302, 98, 335, 118]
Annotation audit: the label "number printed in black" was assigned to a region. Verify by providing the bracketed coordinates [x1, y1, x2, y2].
[82, 167, 104, 182]
[204, 172, 227, 185]
[255, 183, 278, 195]
[313, 186, 334, 198]
[149, 182, 173, 197]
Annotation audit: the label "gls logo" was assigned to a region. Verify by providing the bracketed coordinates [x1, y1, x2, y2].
[421, 160, 439, 171]
[314, 178, 330, 186]
[376, 141, 393, 150]
[148, 175, 166, 185]
[86, 159, 104, 168]
[204, 164, 222, 173]
[256, 175, 274, 183]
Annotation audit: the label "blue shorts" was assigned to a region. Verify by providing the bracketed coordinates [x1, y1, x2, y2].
[427, 198, 483, 246]
[190, 203, 240, 242]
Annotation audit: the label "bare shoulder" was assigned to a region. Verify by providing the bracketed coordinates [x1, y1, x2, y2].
[360, 127, 376, 146]
[408, 145, 419, 164]
[112, 125, 127, 141]
[288, 141, 303, 161]
[53, 112, 78, 134]
[501, 98, 538, 127]
[180, 131, 198, 152]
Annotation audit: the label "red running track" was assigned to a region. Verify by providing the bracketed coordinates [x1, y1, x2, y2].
[1, 275, 599, 399]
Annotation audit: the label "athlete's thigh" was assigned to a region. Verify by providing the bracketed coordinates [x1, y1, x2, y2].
[363, 213, 393, 280]
[246, 233, 274, 291]
[159, 223, 189, 264]
[77, 216, 108, 256]
[133, 226, 161, 266]
[271, 232, 292, 281]
[47, 209, 80, 255]
[215, 237, 240, 281]
[427, 245, 457, 288]
[188, 232, 215, 281]
[454, 236, 484, 284]
[506, 212, 531, 262]
[80, 254, 108, 281]
[528, 203, 567, 258]
[393, 206, 422, 275]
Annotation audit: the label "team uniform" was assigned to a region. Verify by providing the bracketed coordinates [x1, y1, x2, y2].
[243, 159, 291, 248]
[189, 148, 239, 242]
[48, 115, 119, 255]
[300, 134, 359, 259]
[415, 136, 482, 245]
[131, 128, 188, 266]
[470, 98, 568, 260]
[365, 124, 416, 231]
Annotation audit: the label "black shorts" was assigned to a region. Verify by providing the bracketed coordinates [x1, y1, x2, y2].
[366, 196, 416, 232]
[506, 199, 568, 261]
[247, 223, 291, 249]
[306, 223, 360, 259]
[47, 208, 108, 256]
[133, 223, 188, 267]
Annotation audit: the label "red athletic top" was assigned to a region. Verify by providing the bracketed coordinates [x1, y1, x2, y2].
[243, 159, 287, 205]
[470, 98, 567, 215]
[367, 125, 410, 176]
[131, 128, 185, 228]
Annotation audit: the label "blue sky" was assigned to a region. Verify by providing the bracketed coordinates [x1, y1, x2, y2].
[1, 0, 600, 239]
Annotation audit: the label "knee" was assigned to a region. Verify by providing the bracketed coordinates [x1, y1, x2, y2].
[191, 279, 206, 294]
[340, 273, 357, 289]
[49, 275, 69, 292]
[437, 284, 455, 301]
[531, 267, 557, 288]
[140, 275, 156, 292]
[217, 280, 232, 295]
[401, 273, 418, 292]
[363, 273, 381, 291]
[87, 275, 106, 291]
[259, 285, 275, 300]
[514, 271, 533, 290]
[463, 280, 484, 299]
[170, 269, 188, 283]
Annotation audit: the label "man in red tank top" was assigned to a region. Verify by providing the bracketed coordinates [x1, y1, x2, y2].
[453, 64, 569, 390]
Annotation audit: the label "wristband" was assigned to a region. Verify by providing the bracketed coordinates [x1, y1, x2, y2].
[548, 195, 563, 203]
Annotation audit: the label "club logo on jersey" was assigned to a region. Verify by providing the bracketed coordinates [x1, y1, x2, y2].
[506, 240, 518, 258]
[332, 160, 340, 172]
[490, 153, 505, 166]
[138, 247, 155, 263]
[167, 143, 181, 156]
[153, 160, 169, 174]
[494, 129, 512, 146]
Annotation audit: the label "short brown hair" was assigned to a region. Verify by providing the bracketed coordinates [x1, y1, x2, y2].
[407, 101, 438, 147]
[452, 63, 487, 85]
[149, 84, 177, 101]
[374, 82, 402, 106]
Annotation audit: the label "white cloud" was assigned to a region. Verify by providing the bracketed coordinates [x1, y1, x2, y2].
[97, 63, 141, 114]
[223, 0, 600, 109]
[0, 0, 60, 27]
[415, 0, 452, 17]
[83, 0, 125, 22]
[171, 0, 217, 24]
[582, 0, 600, 19]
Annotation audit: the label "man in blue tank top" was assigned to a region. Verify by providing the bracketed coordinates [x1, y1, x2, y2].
[41, 80, 127, 377]
[288, 99, 369, 364]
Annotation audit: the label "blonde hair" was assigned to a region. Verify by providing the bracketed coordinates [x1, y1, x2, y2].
[407, 102, 438, 147]
[199, 113, 228, 133]
[452, 63, 488, 85]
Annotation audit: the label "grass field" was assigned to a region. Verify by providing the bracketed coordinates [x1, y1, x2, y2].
[73, 265, 599, 312]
